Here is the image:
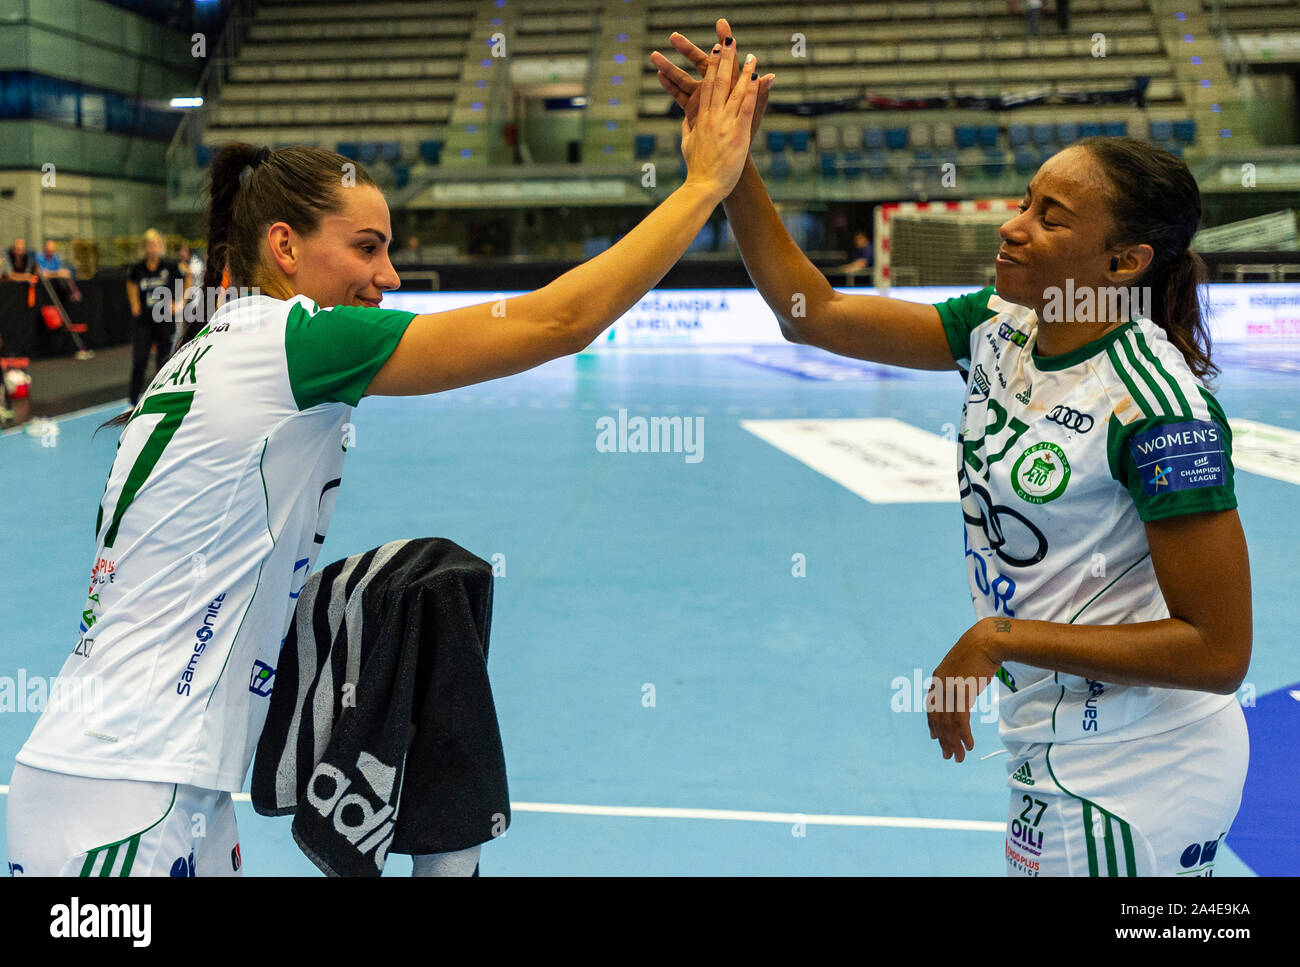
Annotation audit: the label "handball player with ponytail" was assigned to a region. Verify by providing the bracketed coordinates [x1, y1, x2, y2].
[657, 20, 1250, 877]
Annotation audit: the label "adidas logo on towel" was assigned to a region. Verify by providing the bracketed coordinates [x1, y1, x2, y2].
[306, 751, 399, 872]
[1012, 762, 1034, 786]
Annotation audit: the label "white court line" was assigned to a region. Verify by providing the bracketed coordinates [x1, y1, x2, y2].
[1, 398, 129, 438]
[0, 786, 1003, 832]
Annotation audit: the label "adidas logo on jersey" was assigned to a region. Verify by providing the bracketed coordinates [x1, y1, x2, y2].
[1012, 762, 1034, 785]
[306, 751, 399, 871]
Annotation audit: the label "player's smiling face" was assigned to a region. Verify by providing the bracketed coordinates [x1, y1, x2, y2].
[995, 146, 1117, 316]
[277, 184, 401, 309]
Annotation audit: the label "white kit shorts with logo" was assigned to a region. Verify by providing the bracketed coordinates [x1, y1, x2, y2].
[6, 762, 242, 877]
[1003, 700, 1249, 877]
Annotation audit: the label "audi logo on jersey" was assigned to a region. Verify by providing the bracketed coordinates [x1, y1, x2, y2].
[1046, 406, 1094, 433]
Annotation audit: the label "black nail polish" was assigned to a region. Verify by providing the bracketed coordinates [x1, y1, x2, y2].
[713, 45, 720, 54]
[724, 36, 733, 46]
[751, 72, 757, 81]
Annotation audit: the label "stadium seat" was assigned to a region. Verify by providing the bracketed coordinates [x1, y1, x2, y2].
[977, 125, 1000, 149]
[1103, 121, 1127, 137]
[392, 164, 410, 189]
[955, 125, 978, 149]
[840, 125, 864, 152]
[1031, 123, 1054, 147]
[931, 123, 955, 149]
[1057, 122, 1079, 144]
[195, 144, 213, 166]
[1079, 122, 1103, 138]
[766, 130, 788, 153]
[885, 127, 908, 151]
[419, 139, 443, 164]
[816, 124, 840, 151]
[770, 153, 792, 180]
[983, 148, 1006, 177]
[358, 142, 379, 163]
[789, 130, 811, 153]
[1173, 119, 1197, 144]
[1149, 119, 1173, 142]
[1008, 123, 1030, 148]
[380, 141, 401, 164]
[337, 141, 360, 160]
[634, 133, 656, 159]
[842, 151, 864, 178]
[866, 152, 888, 179]
[910, 149, 934, 178]
[819, 152, 838, 178]
[910, 122, 933, 150]
[1014, 148, 1037, 175]
[863, 127, 886, 151]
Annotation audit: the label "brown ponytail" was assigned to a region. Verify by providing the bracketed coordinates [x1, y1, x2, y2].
[1078, 136, 1218, 385]
[98, 142, 377, 433]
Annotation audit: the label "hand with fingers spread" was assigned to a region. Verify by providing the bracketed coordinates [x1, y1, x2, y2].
[651, 19, 776, 148]
[677, 34, 763, 202]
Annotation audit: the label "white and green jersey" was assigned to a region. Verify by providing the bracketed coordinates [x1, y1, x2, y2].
[935, 287, 1237, 753]
[17, 294, 416, 791]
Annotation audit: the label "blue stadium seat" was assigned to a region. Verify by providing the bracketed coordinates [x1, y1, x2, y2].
[358, 142, 379, 163]
[819, 152, 838, 178]
[983, 148, 1005, 177]
[1057, 122, 1079, 144]
[419, 139, 443, 164]
[336, 141, 360, 160]
[864, 127, 885, 151]
[634, 133, 656, 159]
[1166, 143, 1184, 158]
[770, 153, 792, 180]
[1008, 123, 1030, 147]
[910, 149, 934, 178]
[393, 164, 410, 189]
[380, 141, 401, 164]
[885, 127, 908, 151]
[766, 130, 788, 152]
[1014, 148, 1037, 175]
[977, 125, 1000, 149]
[1079, 122, 1103, 139]
[1103, 121, 1127, 137]
[789, 130, 811, 152]
[1173, 119, 1197, 143]
[955, 125, 978, 149]
[866, 152, 888, 179]
[1031, 123, 1054, 147]
[842, 151, 864, 178]
[195, 143, 213, 166]
[1149, 119, 1173, 142]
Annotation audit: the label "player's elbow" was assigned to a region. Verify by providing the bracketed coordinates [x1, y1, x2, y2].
[1204, 636, 1251, 695]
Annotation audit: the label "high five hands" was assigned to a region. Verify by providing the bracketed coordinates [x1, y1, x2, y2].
[652, 20, 777, 152]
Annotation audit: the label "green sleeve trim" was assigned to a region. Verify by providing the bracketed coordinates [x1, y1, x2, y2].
[933, 286, 996, 367]
[284, 301, 416, 409]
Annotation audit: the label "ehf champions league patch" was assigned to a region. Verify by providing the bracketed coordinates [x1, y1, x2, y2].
[1130, 420, 1227, 495]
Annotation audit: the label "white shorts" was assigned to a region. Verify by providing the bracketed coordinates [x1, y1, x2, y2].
[1004, 700, 1249, 877]
[6, 762, 242, 877]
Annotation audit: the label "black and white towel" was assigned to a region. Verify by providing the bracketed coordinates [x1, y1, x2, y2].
[251, 538, 510, 877]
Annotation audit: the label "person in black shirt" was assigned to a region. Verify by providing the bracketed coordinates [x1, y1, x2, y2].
[126, 229, 190, 406]
[3, 238, 37, 281]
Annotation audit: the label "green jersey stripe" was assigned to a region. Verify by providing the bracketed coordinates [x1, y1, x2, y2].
[98, 843, 120, 877]
[79, 850, 98, 877]
[1132, 329, 1191, 417]
[1102, 815, 1120, 877]
[1119, 821, 1138, 877]
[1119, 332, 1173, 415]
[1067, 552, 1151, 624]
[1106, 344, 1155, 417]
[120, 834, 141, 877]
[1199, 386, 1228, 427]
[1082, 801, 1102, 876]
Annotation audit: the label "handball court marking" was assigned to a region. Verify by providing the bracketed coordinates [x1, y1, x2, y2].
[0, 785, 1004, 832]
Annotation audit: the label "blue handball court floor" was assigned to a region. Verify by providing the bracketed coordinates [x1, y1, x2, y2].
[1, 341, 1296, 875]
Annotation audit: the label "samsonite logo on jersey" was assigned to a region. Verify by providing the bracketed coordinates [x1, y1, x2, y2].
[176, 593, 227, 696]
[306, 751, 398, 872]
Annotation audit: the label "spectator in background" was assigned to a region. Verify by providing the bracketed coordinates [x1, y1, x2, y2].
[35, 239, 82, 303]
[125, 229, 189, 407]
[1056, 0, 1070, 33]
[835, 230, 873, 277]
[178, 244, 204, 283]
[3, 238, 37, 282]
[392, 234, 424, 265]
[1026, 0, 1042, 37]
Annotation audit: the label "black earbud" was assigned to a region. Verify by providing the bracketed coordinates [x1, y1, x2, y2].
[1109, 256, 1119, 272]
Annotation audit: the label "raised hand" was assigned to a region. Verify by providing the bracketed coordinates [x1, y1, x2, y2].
[679, 37, 761, 201]
[651, 19, 775, 145]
